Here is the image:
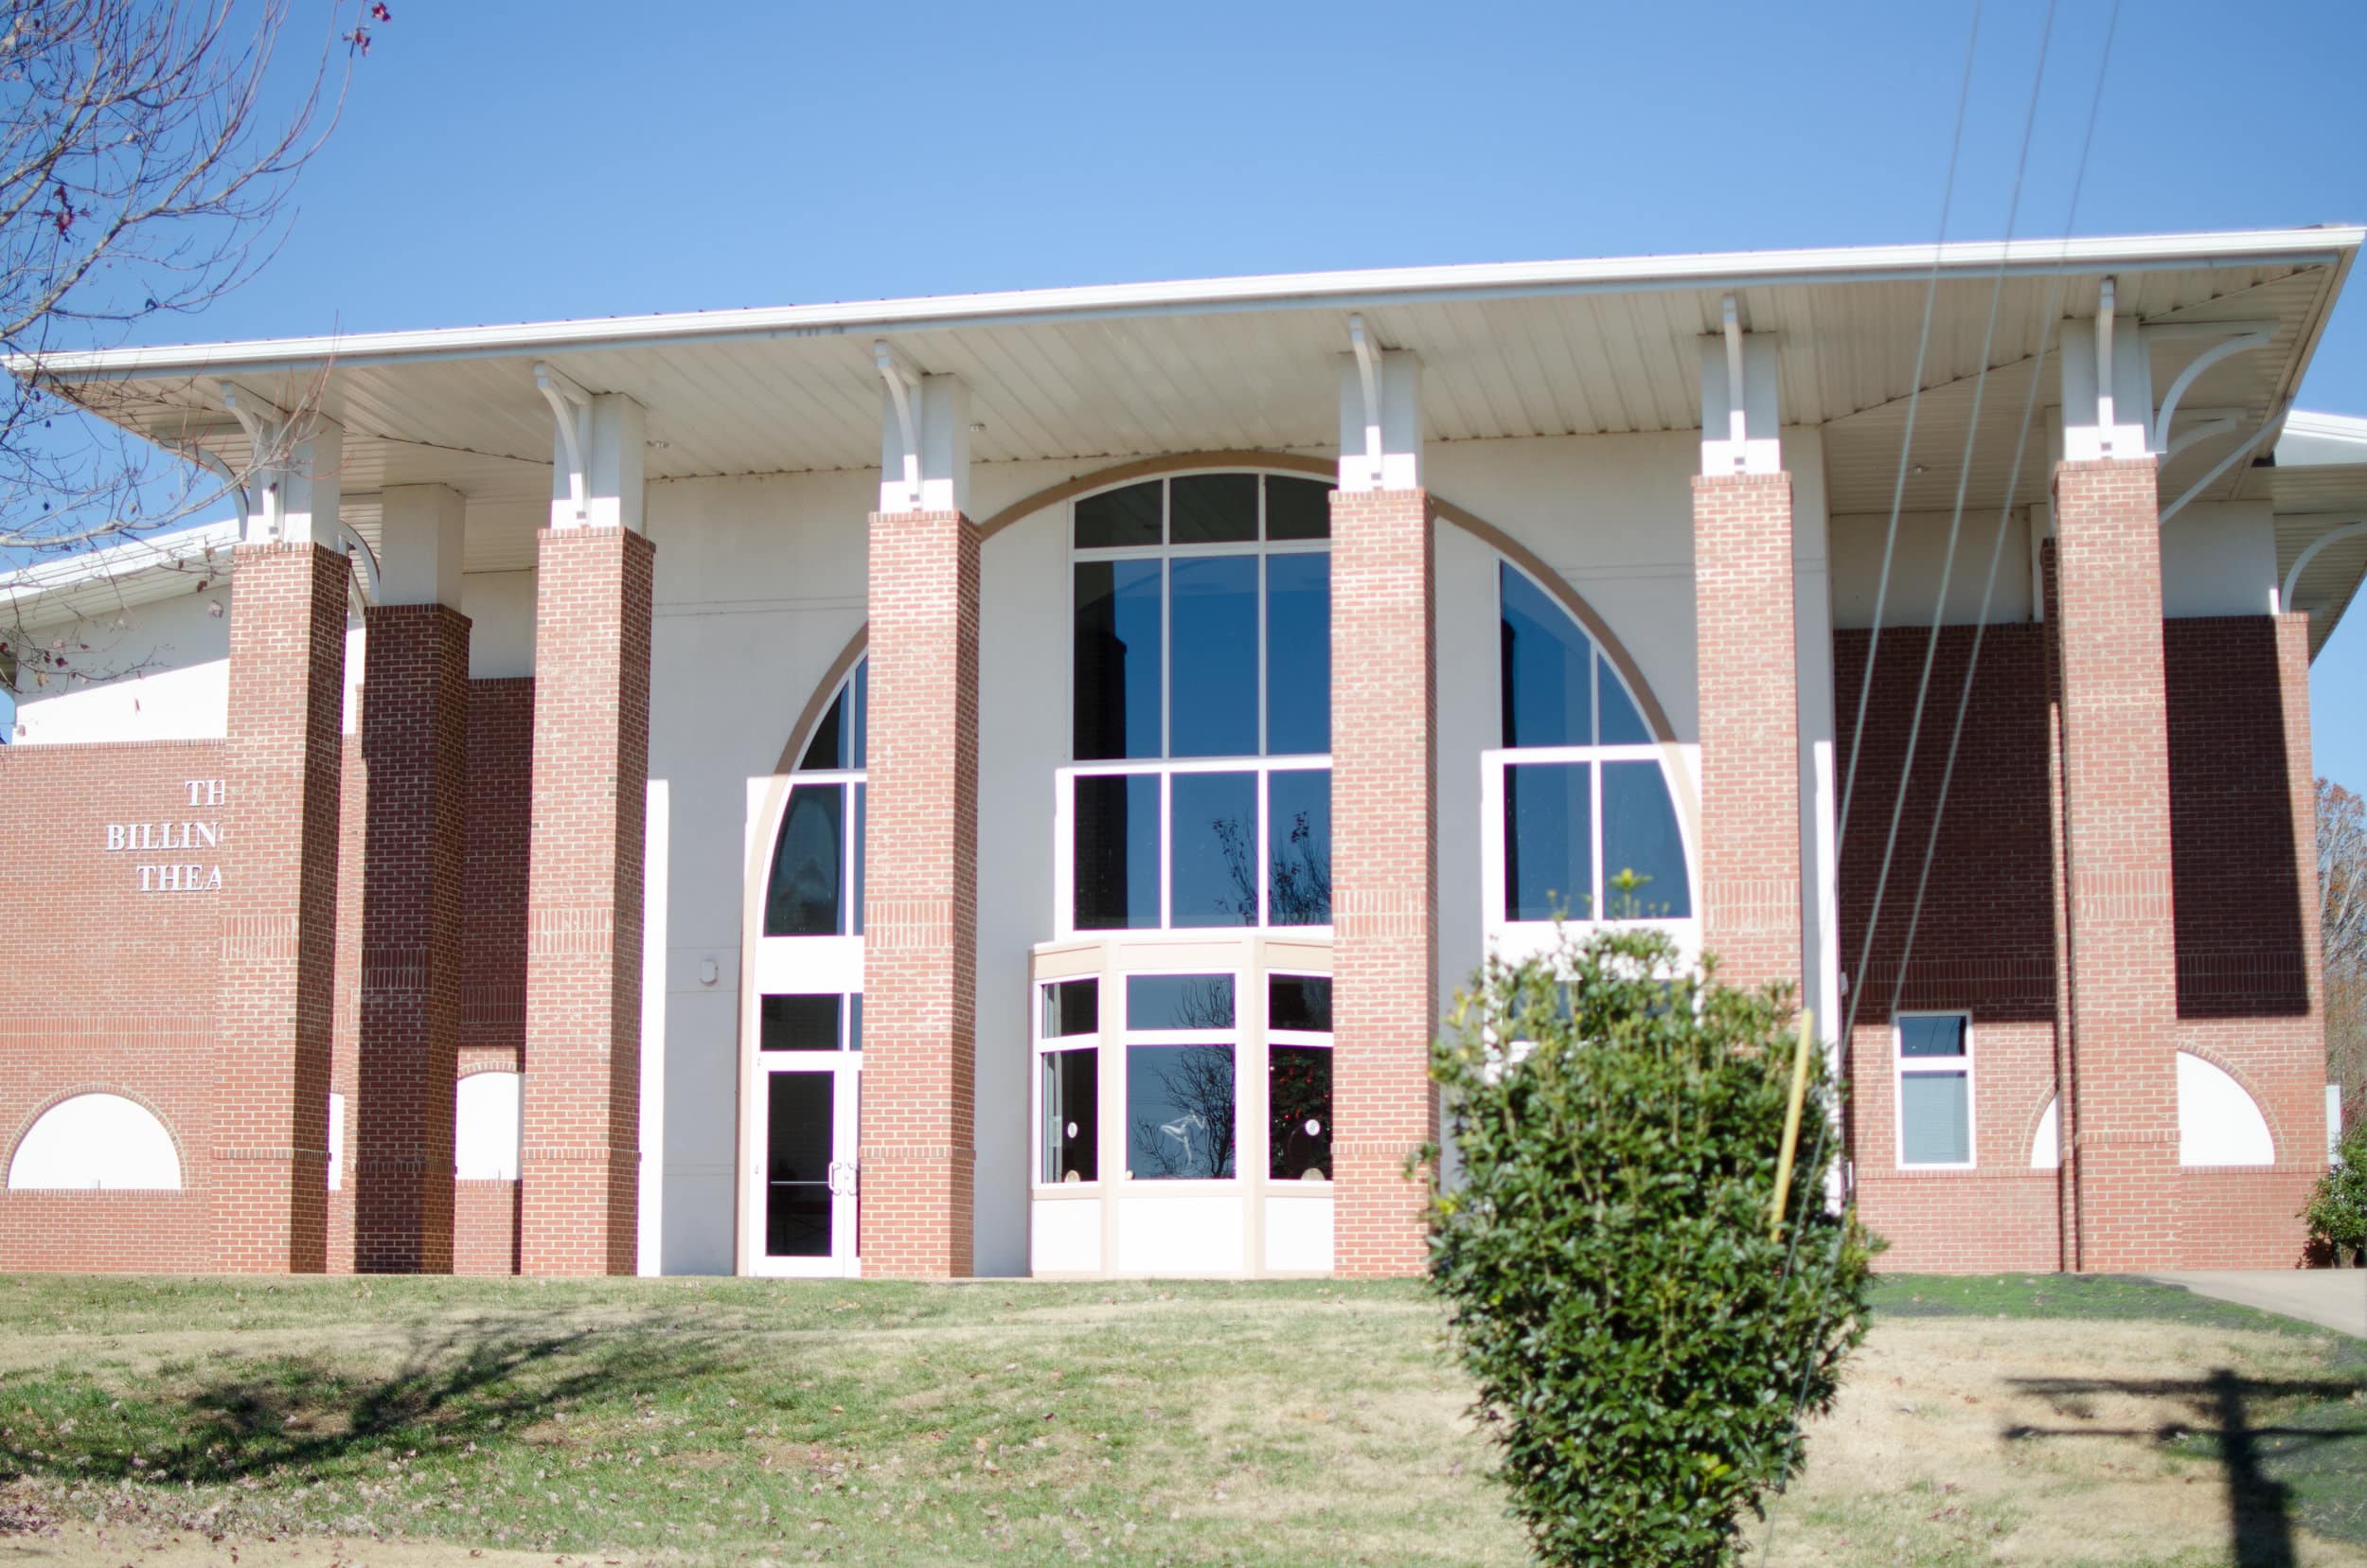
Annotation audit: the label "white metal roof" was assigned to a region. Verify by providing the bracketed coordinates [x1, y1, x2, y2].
[8, 225, 2365, 644]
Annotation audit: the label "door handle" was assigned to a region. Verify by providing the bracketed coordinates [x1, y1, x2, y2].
[828, 1159, 860, 1197]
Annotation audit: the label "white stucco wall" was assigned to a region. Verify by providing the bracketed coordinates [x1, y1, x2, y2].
[2161, 501, 2278, 618]
[10, 565, 541, 744]
[1827, 508, 2038, 629]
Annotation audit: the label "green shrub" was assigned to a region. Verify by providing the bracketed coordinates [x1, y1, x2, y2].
[2303, 1119, 2367, 1265]
[1426, 927, 1876, 1567]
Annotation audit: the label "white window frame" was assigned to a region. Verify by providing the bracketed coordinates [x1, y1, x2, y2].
[1483, 561, 1700, 963]
[1481, 745, 1699, 933]
[1264, 970, 1334, 1187]
[1115, 965, 1245, 1187]
[1893, 1011, 1975, 1170]
[740, 658, 870, 1278]
[1033, 975, 1103, 1190]
[1053, 755, 1333, 938]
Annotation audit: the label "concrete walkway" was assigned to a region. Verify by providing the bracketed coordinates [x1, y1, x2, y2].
[2144, 1270, 2367, 1338]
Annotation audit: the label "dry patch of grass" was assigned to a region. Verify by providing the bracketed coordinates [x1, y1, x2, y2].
[0, 1274, 2356, 1566]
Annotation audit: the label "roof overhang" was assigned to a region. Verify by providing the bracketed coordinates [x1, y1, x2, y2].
[7, 225, 2365, 647]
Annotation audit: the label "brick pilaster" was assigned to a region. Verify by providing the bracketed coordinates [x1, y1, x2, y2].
[213, 542, 349, 1273]
[2050, 457, 2180, 1271]
[1694, 472, 1804, 991]
[354, 603, 471, 1273]
[1329, 487, 1437, 1278]
[861, 508, 979, 1279]
[520, 526, 652, 1276]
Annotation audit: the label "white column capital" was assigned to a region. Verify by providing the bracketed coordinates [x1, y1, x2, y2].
[2058, 287, 2154, 463]
[1699, 308, 1780, 475]
[1335, 344, 1422, 492]
[543, 378, 647, 534]
[220, 379, 345, 547]
[276, 417, 344, 549]
[379, 483, 466, 609]
[875, 365, 970, 516]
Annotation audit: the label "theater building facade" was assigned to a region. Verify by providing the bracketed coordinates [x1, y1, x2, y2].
[2, 228, 2361, 1278]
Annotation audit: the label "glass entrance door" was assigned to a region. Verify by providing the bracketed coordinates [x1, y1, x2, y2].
[753, 992, 862, 1277]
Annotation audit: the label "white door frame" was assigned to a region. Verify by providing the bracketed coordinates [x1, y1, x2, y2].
[751, 1050, 863, 1279]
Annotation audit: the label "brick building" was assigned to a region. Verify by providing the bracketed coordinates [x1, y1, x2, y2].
[3, 229, 2362, 1277]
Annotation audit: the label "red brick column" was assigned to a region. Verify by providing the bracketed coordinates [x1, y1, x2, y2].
[861, 508, 978, 1278]
[1694, 472, 1803, 991]
[213, 542, 349, 1273]
[520, 527, 653, 1275]
[355, 604, 471, 1273]
[2050, 457, 2180, 1271]
[1329, 487, 1437, 1278]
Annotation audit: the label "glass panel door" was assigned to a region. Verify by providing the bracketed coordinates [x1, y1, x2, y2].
[755, 1047, 862, 1278]
[765, 1072, 833, 1257]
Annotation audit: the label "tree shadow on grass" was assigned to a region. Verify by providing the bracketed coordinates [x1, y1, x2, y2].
[2002, 1369, 2367, 1568]
[0, 1319, 733, 1488]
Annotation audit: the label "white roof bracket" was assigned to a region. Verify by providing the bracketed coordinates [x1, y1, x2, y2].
[2094, 278, 2117, 431]
[2160, 406, 2243, 462]
[2145, 320, 2278, 455]
[1347, 313, 1384, 487]
[1721, 293, 1749, 466]
[216, 379, 292, 539]
[2282, 520, 2367, 611]
[2159, 399, 2289, 528]
[533, 361, 593, 522]
[873, 339, 924, 507]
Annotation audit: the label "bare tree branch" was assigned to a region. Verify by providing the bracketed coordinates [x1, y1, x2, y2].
[0, 0, 383, 698]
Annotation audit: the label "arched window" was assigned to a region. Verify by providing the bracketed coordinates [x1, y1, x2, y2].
[1486, 562, 1691, 926]
[765, 658, 866, 937]
[8, 1094, 181, 1190]
[1061, 472, 1336, 935]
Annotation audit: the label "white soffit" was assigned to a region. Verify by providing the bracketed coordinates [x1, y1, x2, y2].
[10, 226, 2360, 519]
[2270, 411, 2367, 656]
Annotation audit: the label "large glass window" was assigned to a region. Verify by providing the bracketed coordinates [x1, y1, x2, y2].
[1896, 1014, 1973, 1167]
[1036, 976, 1101, 1185]
[1268, 973, 1332, 1182]
[1065, 474, 1335, 936]
[1170, 770, 1258, 927]
[765, 783, 863, 936]
[766, 660, 868, 938]
[1073, 773, 1161, 930]
[1127, 1045, 1237, 1180]
[1123, 972, 1237, 1182]
[1075, 561, 1163, 761]
[1487, 563, 1691, 927]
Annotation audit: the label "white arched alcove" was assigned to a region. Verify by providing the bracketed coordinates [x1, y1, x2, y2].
[2029, 1057, 2278, 1169]
[2029, 1096, 2061, 1169]
[455, 1072, 523, 1181]
[2178, 1052, 2275, 1167]
[7, 1094, 182, 1190]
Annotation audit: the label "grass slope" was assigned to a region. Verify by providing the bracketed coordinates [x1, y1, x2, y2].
[0, 1273, 2356, 1566]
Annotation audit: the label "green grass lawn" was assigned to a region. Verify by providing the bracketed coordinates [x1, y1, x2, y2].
[0, 1273, 2358, 1566]
[0, 1275, 1518, 1565]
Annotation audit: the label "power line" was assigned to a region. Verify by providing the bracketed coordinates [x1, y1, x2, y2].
[1757, 2, 2124, 1559]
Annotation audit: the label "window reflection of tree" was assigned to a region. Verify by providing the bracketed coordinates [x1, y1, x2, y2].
[1268, 1045, 1331, 1181]
[1211, 809, 1331, 926]
[1130, 1044, 1237, 1179]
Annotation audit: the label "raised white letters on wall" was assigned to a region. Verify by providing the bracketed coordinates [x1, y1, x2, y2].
[100, 778, 225, 892]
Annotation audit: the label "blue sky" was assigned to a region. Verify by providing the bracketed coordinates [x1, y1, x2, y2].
[37, 0, 2367, 782]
